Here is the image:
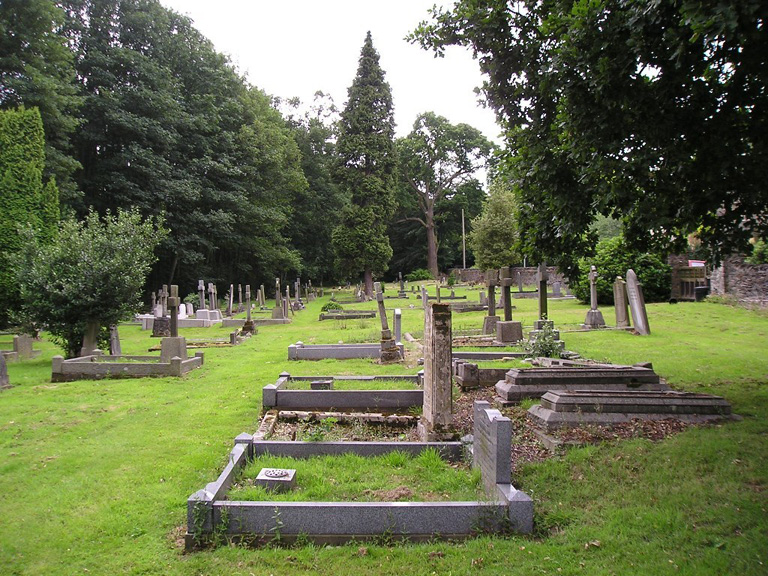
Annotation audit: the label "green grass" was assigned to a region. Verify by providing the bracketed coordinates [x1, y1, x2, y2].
[0, 288, 767, 575]
[228, 449, 483, 502]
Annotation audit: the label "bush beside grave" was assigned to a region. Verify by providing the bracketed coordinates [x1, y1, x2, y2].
[572, 237, 671, 305]
[405, 268, 432, 282]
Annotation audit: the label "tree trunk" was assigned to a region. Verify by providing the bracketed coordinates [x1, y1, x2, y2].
[364, 269, 374, 298]
[426, 208, 439, 279]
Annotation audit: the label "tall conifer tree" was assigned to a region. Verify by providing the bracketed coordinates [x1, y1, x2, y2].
[332, 32, 396, 295]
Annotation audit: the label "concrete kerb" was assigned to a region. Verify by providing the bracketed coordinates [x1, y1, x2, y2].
[51, 350, 204, 381]
[288, 341, 405, 361]
[185, 400, 533, 548]
[263, 373, 422, 412]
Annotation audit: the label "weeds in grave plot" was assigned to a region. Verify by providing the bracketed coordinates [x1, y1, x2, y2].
[227, 450, 483, 503]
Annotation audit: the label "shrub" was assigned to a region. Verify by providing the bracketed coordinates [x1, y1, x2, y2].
[525, 322, 561, 358]
[746, 239, 768, 265]
[572, 236, 671, 305]
[321, 301, 343, 312]
[405, 268, 432, 282]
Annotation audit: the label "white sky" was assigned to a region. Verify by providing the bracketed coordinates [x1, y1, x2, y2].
[159, 0, 501, 142]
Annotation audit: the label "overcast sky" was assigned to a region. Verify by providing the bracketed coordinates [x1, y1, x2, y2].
[159, 0, 501, 142]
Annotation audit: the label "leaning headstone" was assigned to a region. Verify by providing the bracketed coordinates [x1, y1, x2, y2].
[259, 284, 266, 307]
[375, 282, 401, 362]
[613, 276, 631, 328]
[0, 354, 9, 389]
[109, 325, 121, 355]
[418, 302, 454, 441]
[583, 265, 606, 329]
[626, 269, 651, 335]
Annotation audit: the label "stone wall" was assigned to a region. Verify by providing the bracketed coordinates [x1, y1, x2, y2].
[451, 267, 568, 287]
[710, 255, 768, 307]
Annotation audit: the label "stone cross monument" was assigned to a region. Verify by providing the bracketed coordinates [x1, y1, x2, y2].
[375, 282, 401, 362]
[583, 265, 606, 328]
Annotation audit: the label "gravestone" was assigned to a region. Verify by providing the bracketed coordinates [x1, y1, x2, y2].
[81, 321, 101, 355]
[198, 280, 206, 310]
[398, 272, 407, 298]
[394, 308, 402, 343]
[150, 291, 157, 314]
[109, 325, 121, 355]
[500, 266, 513, 321]
[260, 284, 266, 307]
[419, 302, 454, 441]
[375, 282, 401, 362]
[238, 284, 243, 312]
[483, 269, 500, 335]
[537, 263, 549, 320]
[207, 283, 216, 312]
[243, 285, 255, 333]
[613, 276, 631, 328]
[552, 281, 562, 297]
[626, 269, 651, 335]
[517, 271, 524, 293]
[272, 279, 285, 319]
[186, 303, 194, 316]
[421, 286, 429, 308]
[227, 284, 234, 316]
[152, 316, 171, 337]
[160, 285, 169, 317]
[496, 321, 523, 344]
[178, 302, 187, 319]
[160, 284, 188, 362]
[583, 265, 606, 329]
[479, 291, 487, 306]
[0, 353, 9, 389]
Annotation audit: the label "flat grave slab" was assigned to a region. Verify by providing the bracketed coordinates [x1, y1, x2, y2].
[496, 364, 668, 402]
[528, 390, 733, 431]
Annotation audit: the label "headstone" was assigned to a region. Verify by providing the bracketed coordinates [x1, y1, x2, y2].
[109, 325, 121, 355]
[626, 269, 651, 335]
[198, 280, 206, 309]
[537, 263, 549, 320]
[375, 282, 401, 362]
[517, 271, 524, 293]
[243, 285, 255, 333]
[272, 279, 285, 319]
[186, 303, 194, 316]
[259, 284, 266, 307]
[421, 286, 429, 308]
[284, 285, 291, 316]
[13, 335, 34, 359]
[552, 281, 562, 297]
[168, 285, 181, 338]
[398, 272, 406, 298]
[0, 354, 8, 389]
[479, 291, 487, 306]
[161, 285, 169, 316]
[394, 308, 402, 343]
[583, 265, 606, 328]
[483, 269, 500, 335]
[500, 266, 513, 321]
[208, 283, 216, 312]
[178, 303, 187, 319]
[238, 284, 243, 312]
[226, 284, 234, 316]
[80, 321, 100, 356]
[152, 316, 171, 337]
[435, 284, 441, 303]
[153, 303, 163, 318]
[419, 303, 453, 441]
[496, 321, 523, 343]
[150, 291, 157, 313]
[613, 276, 631, 328]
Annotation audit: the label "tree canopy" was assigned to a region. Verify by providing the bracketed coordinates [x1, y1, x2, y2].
[411, 0, 768, 273]
[332, 31, 397, 294]
[15, 209, 165, 357]
[396, 112, 493, 278]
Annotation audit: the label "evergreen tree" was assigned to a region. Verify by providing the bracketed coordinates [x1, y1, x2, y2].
[468, 177, 521, 270]
[332, 32, 397, 295]
[0, 106, 59, 327]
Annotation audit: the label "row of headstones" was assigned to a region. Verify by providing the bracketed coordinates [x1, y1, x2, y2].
[582, 267, 650, 335]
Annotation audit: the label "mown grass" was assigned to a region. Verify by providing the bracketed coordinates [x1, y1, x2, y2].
[228, 449, 482, 502]
[0, 285, 766, 575]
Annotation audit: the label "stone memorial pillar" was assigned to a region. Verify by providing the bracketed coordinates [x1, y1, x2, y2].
[419, 303, 454, 441]
[238, 284, 243, 313]
[0, 353, 8, 389]
[483, 269, 500, 335]
[583, 265, 606, 328]
[500, 266, 513, 321]
[260, 284, 266, 308]
[207, 283, 216, 312]
[394, 308, 402, 343]
[375, 282, 401, 362]
[626, 269, 651, 335]
[160, 285, 169, 316]
[284, 285, 291, 316]
[243, 285, 255, 333]
[614, 276, 631, 328]
[537, 263, 549, 320]
[227, 284, 234, 316]
[421, 286, 429, 308]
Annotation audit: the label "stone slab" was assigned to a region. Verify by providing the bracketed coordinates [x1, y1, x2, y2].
[496, 366, 667, 402]
[528, 390, 733, 431]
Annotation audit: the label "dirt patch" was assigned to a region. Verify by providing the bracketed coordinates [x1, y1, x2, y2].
[363, 486, 414, 501]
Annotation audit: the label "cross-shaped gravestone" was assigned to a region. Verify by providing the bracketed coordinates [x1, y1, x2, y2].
[208, 283, 215, 311]
[537, 263, 549, 320]
[168, 285, 180, 337]
[150, 291, 157, 313]
[500, 266, 513, 321]
[161, 284, 169, 316]
[375, 282, 400, 362]
[198, 280, 206, 309]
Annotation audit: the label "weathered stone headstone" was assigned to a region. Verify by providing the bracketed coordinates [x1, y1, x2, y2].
[419, 302, 454, 441]
[483, 269, 500, 335]
[613, 276, 631, 328]
[500, 266, 513, 321]
[238, 284, 243, 312]
[161, 284, 169, 316]
[81, 321, 101, 356]
[435, 284, 441, 303]
[226, 284, 234, 316]
[207, 283, 215, 312]
[272, 279, 285, 319]
[421, 286, 429, 308]
[150, 291, 157, 313]
[537, 263, 549, 320]
[243, 285, 255, 333]
[552, 281, 562, 297]
[394, 308, 402, 343]
[626, 269, 651, 335]
[517, 271, 524, 293]
[0, 353, 9, 389]
[375, 282, 401, 362]
[109, 325, 121, 355]
[583, 265, 606, 329]
[259, 284, 266, 307]
[496, 321, 523, 344]
[186, 303, 194, 316]
[398, 272, 406, 298]
[198, 280, 206, 309]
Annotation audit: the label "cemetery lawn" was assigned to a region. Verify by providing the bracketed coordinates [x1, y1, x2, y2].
[0, 287, 766, 575]
[228, 450, 482, 502]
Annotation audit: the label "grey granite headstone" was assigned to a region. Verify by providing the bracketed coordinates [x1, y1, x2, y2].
[0, 353, 9, 389]
[626, 269, 650, 335]
[613, 276, 631, 328]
